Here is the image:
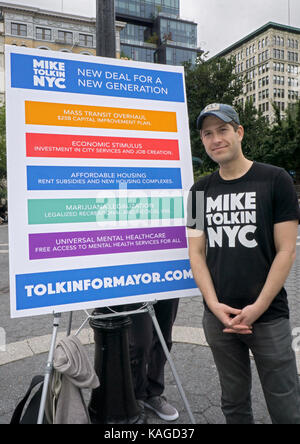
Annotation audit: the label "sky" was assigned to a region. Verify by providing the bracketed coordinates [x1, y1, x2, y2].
[7, 0, 300, 57]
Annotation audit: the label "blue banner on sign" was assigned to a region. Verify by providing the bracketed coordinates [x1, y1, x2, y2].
[10, 53, 185, 102]
[15, 260, 197, 310]
[26, 166, 182, 190]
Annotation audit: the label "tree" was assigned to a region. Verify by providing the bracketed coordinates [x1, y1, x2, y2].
[259, 102, 299, 177]
[235, 100, 270, 162]
[184, 56, 243, 176]
[291, 101, 300, 183]
[184, 55, 300, 183]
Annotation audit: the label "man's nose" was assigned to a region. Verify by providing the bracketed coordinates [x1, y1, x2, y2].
[211, 132, 222, 144]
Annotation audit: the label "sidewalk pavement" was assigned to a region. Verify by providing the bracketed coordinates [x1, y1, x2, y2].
[0, 223, 300, 424]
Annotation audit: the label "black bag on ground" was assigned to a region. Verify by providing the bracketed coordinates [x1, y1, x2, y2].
[10, 375, 48, 424]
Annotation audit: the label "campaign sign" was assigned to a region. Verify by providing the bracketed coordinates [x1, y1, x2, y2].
[6, 46, 198, 318]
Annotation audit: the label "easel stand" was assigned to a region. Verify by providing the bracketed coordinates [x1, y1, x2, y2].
[37, 313, 61, 424]
[37, 302, 196, 425]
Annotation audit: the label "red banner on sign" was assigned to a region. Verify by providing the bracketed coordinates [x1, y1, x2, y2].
[26, 133, 180, 161]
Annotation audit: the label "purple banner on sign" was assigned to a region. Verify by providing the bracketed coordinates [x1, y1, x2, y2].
[29, 226, 187, 260]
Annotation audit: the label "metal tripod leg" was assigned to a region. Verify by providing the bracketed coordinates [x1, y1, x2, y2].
[147, 302, 196, 425]
[37, 313, 61, 424]
[67, 311, 73, 336]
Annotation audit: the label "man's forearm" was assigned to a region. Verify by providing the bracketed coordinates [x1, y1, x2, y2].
[255, 250, 296, 313]
[189, 252, 218, 310]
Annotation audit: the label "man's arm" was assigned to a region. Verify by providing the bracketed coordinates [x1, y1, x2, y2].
[187, 228, 252, 333]
[228, 220, 298, 331]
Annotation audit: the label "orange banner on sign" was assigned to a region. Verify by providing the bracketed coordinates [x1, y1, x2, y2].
[25, 101, 177, 132]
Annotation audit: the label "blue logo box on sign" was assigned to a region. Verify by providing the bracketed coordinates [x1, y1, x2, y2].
[10, 53, 185, 102]
[15, 260, 197, 311]
[26, 166, 182, 190]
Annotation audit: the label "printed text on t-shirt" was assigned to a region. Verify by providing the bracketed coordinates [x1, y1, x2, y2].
[206, 192, 257, 248]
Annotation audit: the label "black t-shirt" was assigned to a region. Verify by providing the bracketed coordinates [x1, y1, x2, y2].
[187, 161, 300, 322]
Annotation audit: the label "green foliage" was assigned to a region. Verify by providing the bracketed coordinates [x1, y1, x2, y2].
[192, 167, 215, 183]
[236, 100, 300, 181]
[235, 100, 270, 162]
[287, 101, 300, 180]
[145, 32, 159, 45]
[184, 56, 300, 183]
[184, 56, 243, 173]
[0, 182, 6, 201]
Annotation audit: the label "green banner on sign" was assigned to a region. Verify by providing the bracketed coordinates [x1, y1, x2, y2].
[28, 197, 184, 224]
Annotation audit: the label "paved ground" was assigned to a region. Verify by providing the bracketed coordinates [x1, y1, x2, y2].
[0, 223, 300, 424]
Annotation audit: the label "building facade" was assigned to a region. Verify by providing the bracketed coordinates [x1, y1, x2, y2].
[215, 22, 300, 122]
[0, 1, 199, 103]
[0, 2, 97, 102]
[115, 0, 199, 65]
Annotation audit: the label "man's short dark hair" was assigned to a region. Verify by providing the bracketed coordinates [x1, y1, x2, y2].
[228, 121, 240, 132]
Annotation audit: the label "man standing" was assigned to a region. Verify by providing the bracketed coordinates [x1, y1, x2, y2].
[187, 103, 300, 424]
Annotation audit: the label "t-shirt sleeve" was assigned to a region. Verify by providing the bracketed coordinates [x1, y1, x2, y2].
[273, 170, 300, 224]
[186, 183, 205, 231]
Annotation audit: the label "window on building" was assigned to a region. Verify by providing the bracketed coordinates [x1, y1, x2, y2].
[121, 44, 155, 63]
[120, 23, 147, 45]
[288, 90, 299, 100]
[273, 75, 285, 85]
[288, 77, 299, 87]
[160, 18, 197, 48]
[79, 34, 93, 47]
[58, 30, 73, 44]
[273, 35, 284, 47]
[288, 51, 298, 62]
[273, 49, 284, 59]
[287, 64, 299, 74]
[165, 47, 197, 65]
[36, 27, 52, 41]
[288, 38, 299, 49]
[273, 88, 284, 98]
[116, 0, 179, 20]
[273, 62, 284, 72]
[11, 23, 27, 36]
[273, 101, 285, 111]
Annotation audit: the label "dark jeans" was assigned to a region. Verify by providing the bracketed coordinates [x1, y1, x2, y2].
[129, 299, 179, 401]
[203, 310, 300, 424]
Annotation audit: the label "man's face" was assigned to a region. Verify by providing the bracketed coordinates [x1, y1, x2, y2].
[200, 115, 244, 165]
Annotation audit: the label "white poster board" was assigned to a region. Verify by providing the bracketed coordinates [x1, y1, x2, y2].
[5, 46, 199, 318]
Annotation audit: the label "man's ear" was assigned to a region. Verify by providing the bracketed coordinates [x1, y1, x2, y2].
[237, 125, 244, 142]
